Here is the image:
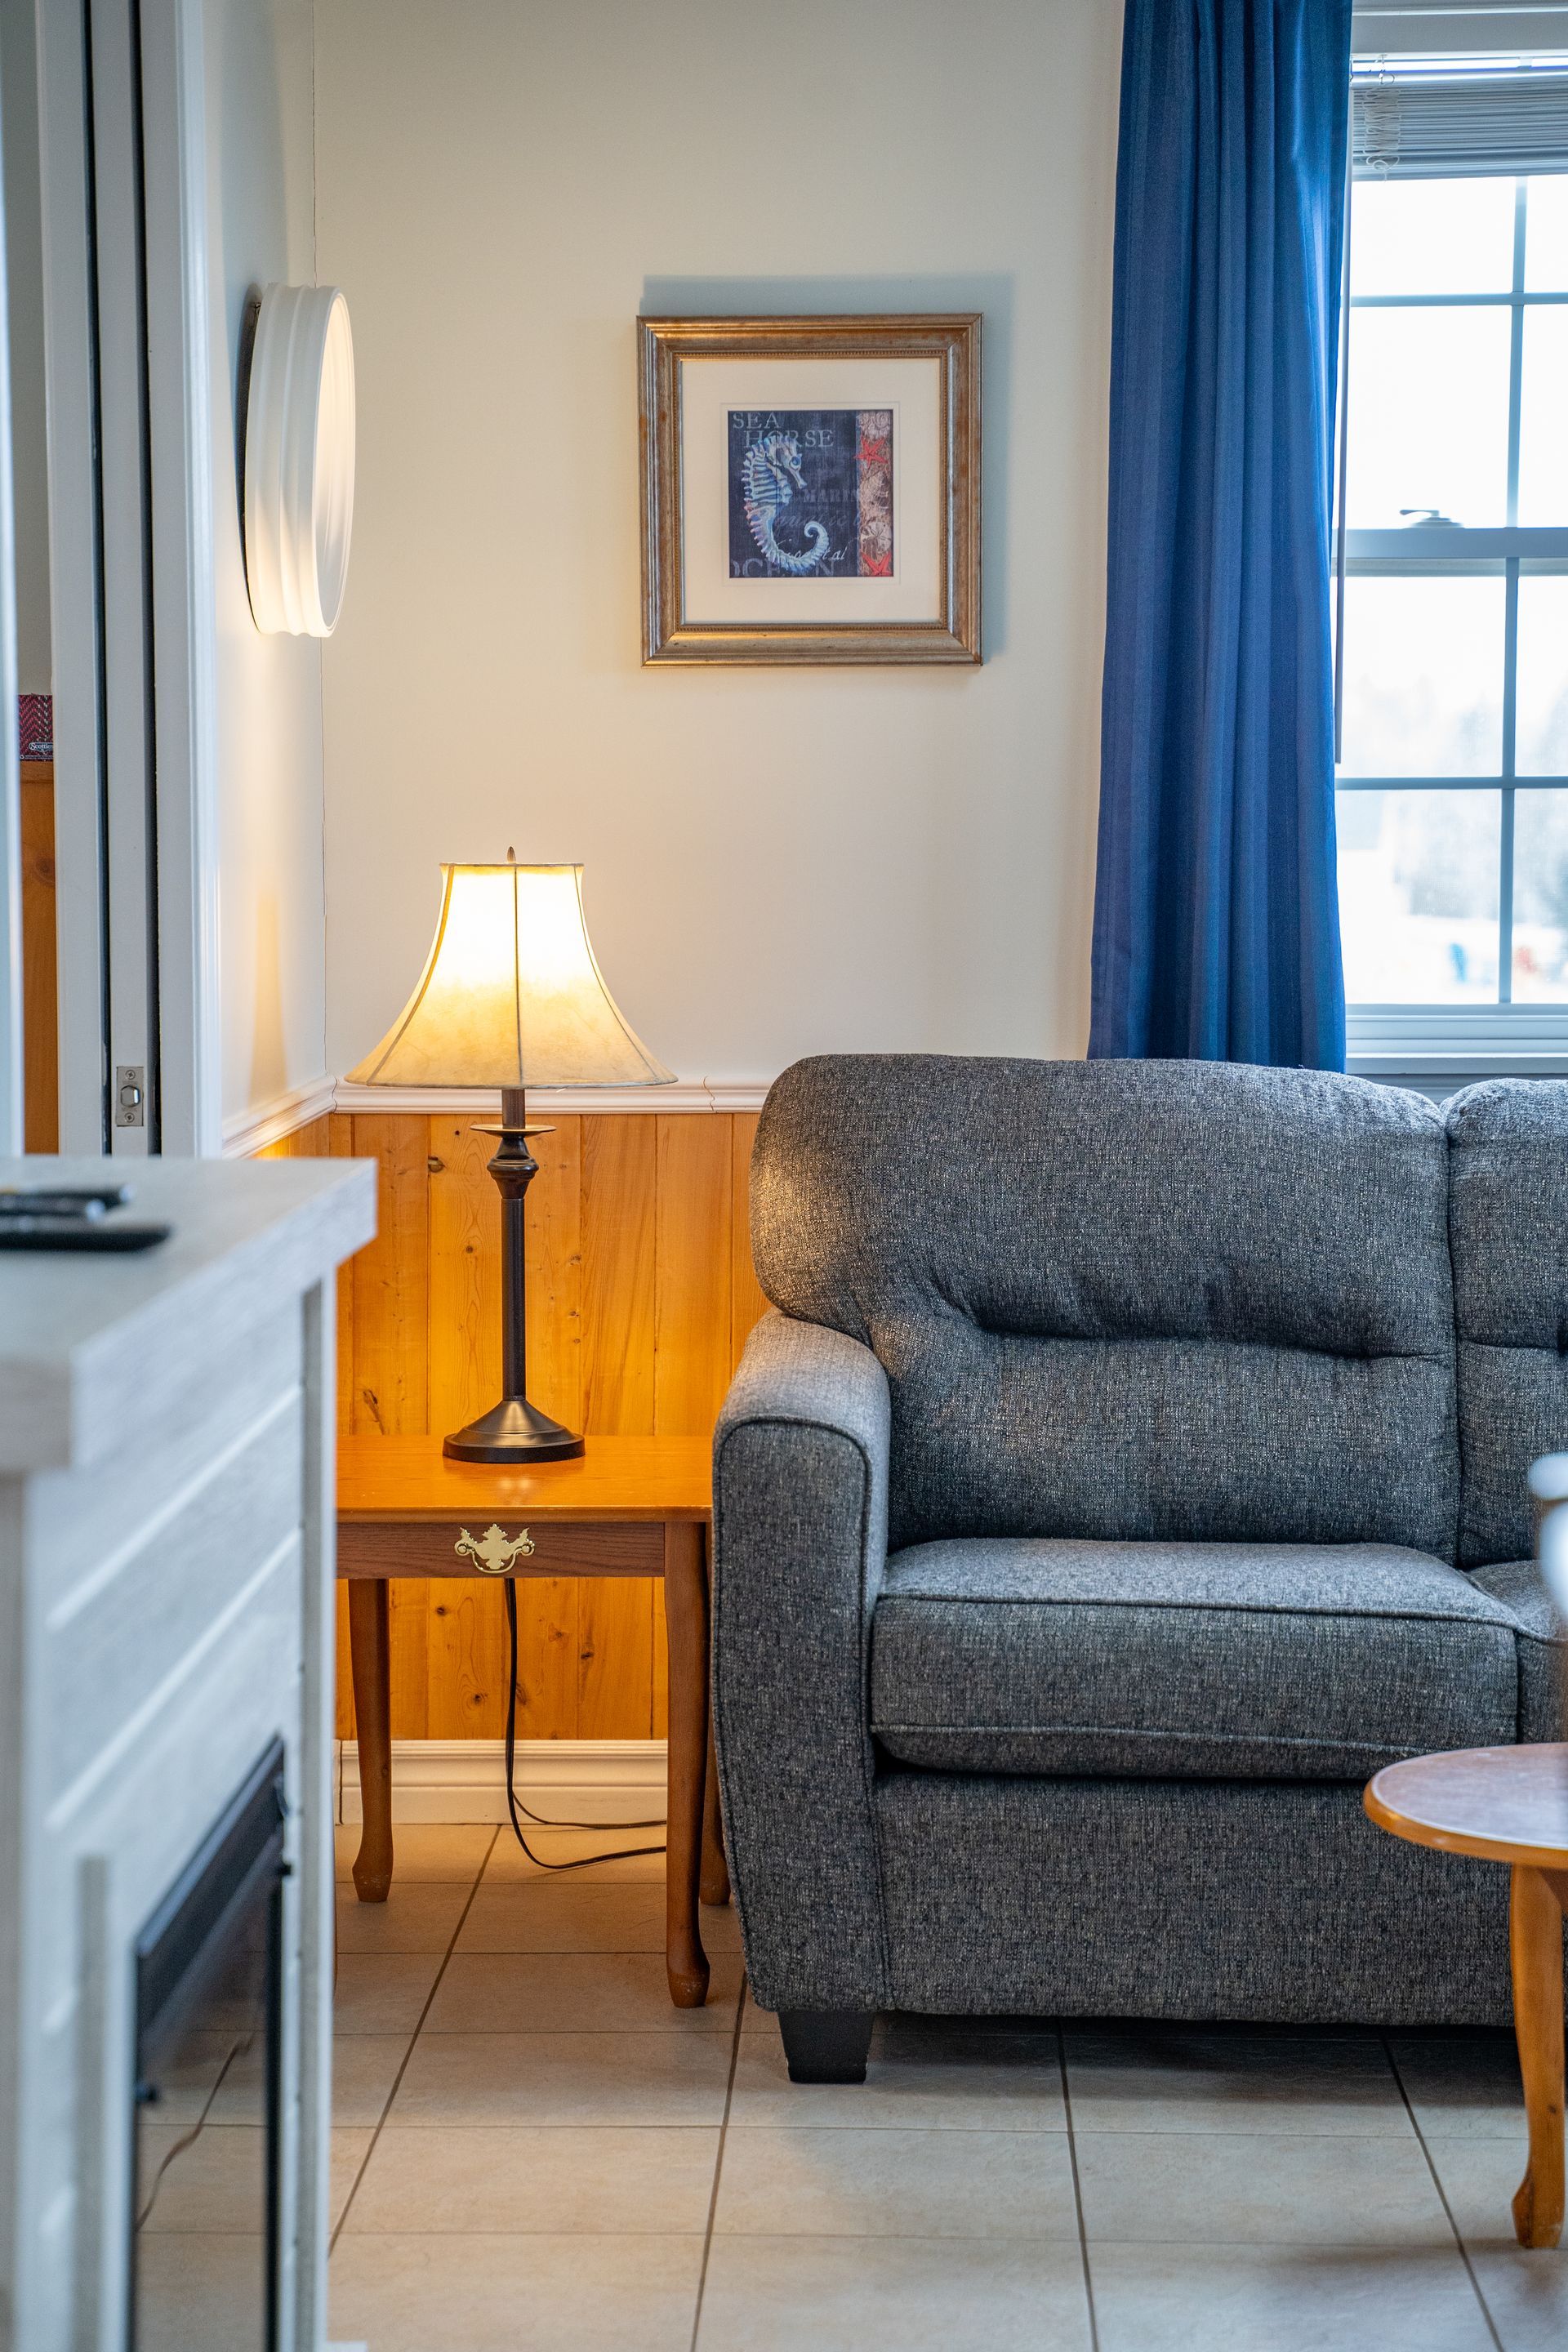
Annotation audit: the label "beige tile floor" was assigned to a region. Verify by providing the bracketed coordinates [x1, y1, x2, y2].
[327, 1821, 1568, 2352]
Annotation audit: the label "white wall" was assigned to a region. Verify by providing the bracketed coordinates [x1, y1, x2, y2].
[206, 0, 327, 1125]
[315, 0, 1121, 1085]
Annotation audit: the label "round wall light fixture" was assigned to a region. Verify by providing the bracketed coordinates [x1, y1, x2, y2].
[243, 283, 356, 637]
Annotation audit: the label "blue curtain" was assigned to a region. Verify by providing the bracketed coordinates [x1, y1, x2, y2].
[1089, 0, 1352, 1067]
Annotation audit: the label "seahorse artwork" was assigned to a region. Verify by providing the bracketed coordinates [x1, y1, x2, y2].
[742, 432, 832, 575]
[727, 409, 894, 581]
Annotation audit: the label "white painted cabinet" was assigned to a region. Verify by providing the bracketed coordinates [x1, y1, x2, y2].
[0, 1155, 376, 2352]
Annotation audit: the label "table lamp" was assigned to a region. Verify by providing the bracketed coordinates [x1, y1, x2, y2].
[348, 857, 673, 1461]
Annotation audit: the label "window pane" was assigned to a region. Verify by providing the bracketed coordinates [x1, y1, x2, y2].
[1514, 790, 1568, 999]
[1525, 174, 1568, 293]
[1517, 576, 1568, 777]
[1351, 174, 1517, 296]
[1338, 576, 1505, 776]
[1338, 789, 1500, 1002]
[1344, 306, 1512, 528]
[1518, 310, 1568, 524]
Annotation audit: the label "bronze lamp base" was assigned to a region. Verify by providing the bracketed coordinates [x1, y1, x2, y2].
[443, 1087, 586, 1465]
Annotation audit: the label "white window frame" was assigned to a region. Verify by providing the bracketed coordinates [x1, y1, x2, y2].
[1339, 168, 1568, 1080]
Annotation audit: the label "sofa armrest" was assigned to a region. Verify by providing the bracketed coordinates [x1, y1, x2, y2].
[1468, 1557, 1566, 1744]
[712, 1312, 893, 2012]
[716, 1309, 891, 1584]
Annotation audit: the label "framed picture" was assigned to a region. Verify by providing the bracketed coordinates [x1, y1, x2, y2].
[639, 314, 981, 666]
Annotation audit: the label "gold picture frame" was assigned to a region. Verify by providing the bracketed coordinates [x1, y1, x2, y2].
[639, 314, 981, 666]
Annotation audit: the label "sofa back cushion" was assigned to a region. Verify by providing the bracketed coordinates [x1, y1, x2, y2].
[1447, 1080, 1568, 1566]
[751, 1055, 1457, 1555]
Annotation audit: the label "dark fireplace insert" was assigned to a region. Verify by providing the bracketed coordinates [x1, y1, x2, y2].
[129, 1739, 287, 2352]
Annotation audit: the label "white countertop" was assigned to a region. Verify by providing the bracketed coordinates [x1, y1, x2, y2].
[0, 1156, 376, 1472]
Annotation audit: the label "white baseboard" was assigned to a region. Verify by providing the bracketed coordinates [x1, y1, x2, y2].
[335, 1736, 666, 1825]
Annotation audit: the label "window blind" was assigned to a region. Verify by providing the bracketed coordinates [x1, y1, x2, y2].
[1352, 57, 1568, 175]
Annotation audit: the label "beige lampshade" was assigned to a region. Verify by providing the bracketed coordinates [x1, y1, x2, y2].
[347, 862, 675, 1090]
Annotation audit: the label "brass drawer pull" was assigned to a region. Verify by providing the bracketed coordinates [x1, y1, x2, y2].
[453, 1523, 537, 1575]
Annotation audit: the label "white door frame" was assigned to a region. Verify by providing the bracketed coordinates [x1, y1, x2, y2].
[38, 0, 113, 1155]
[0, 20, 20, 1161]
[37, 0, 220, 1158]
[33, 0, 99, 1156]
[140, 0, 221, 1157]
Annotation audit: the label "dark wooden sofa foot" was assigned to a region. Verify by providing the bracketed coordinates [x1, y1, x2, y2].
[777, 2009, 875, 2083]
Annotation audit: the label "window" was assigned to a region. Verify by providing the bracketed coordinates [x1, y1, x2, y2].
[1337, 58, 1568, 1052]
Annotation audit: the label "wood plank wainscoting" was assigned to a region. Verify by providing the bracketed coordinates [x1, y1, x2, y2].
[260, 1110, 768, 1744]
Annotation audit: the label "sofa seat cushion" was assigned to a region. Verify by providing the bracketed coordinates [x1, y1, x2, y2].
[870, 1539, 1522, 1781]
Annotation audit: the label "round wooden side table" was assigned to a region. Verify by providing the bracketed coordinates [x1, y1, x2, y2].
[1365, 1744, 1568, 2248]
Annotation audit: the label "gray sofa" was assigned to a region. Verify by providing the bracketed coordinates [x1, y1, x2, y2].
[710, 1055, 1568, 2081]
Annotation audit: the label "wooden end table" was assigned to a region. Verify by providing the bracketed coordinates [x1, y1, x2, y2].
[1366, 1744, 1568, 2248]
[337, 1434, 728, 2008]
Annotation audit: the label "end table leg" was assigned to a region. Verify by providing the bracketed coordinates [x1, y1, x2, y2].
[663, 1522, 711, 2008]
[348, 1579, 394, 1904]
[702, 1708, 731, 1909]
[1510, 1863, 1565, 2249]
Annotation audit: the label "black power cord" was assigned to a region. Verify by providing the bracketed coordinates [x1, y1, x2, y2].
[501, 1579, 667, 1873]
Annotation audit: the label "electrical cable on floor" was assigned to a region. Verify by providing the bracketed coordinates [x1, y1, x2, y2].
[501, 1579, 667, 1872]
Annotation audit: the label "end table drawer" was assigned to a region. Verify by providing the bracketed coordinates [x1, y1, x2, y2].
[337, 1520, 666, 1579]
